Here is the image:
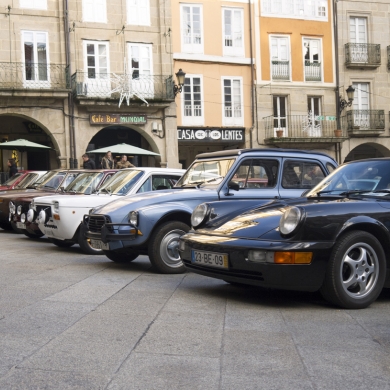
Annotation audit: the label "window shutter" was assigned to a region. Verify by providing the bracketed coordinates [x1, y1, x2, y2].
[139, 0, 150, 25]
[128, 0, 138, 25]
[96, 0, 107, 23]
[83, 0, 94, 22]
[35, 0, 47, 9]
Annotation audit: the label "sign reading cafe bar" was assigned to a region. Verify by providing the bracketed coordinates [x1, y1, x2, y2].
[178, 128, 245, 143]
[90, 114, 147, 125]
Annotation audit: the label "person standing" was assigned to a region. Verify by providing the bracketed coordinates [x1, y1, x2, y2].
[101, 151, 114, 169]
[116, 155, 135, 169]
[81, 154, 96, 169]
[8, 158, 17, 177]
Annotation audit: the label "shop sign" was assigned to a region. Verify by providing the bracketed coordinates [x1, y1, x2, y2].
[90, 114, 147, 125]
[178, 128, 245, 143]
[23, 122, 43, 134]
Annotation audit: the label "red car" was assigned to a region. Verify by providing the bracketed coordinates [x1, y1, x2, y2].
[0, 171, 47, 191]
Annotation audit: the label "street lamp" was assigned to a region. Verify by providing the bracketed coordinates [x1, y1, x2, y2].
[339, 85, 355, 113]
[173, 68, 186, 96]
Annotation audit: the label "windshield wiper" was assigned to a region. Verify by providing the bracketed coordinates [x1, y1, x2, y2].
[312, 189, 369, 197]
[371, 189, 390, 194]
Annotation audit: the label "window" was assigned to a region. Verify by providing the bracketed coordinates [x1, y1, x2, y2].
[181, 4, 203, 54]
[127, 0, 150, 26]
[22, 31, 49, 87]
[232, 159, 279, 189]
[352, 82, 370, 129]
[20, 0, 47, 9]
[273, 96, 287, 136]
[138, 175, 179, 193]
[304, 39, 321, 82]
[223, 8, 244, 57]
[223, 78, 243, 126]
[83, 0, 107, 23]
[304, 97, 322, 137]
[282, 160, 325, 189]
[128, 43, 153, 98]
[349, 17, 368, 62]
[270, 36, 290, 81]
[261, 0, 327, 21]
[182, 75, 203, 125]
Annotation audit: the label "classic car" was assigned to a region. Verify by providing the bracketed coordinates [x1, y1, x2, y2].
[0, 170, 46, 191]
[179, 158, 390, 309]
[10, 169, 118, 237]
[32, 168, 185, 254]
[83, 149, 337, 274]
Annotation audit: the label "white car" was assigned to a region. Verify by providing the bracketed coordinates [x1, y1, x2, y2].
[30, 168, 185, 254]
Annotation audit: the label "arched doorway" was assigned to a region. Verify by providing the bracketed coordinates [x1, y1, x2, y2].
[87, 125, 160, 167]
[344, 143, 390, 163]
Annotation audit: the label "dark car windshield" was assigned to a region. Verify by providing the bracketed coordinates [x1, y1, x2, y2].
[97, 170, 144, 195]
[307, 160, 390, 197]
[65, 172, 103, 194]
[38, 172, 67, 189]
[175, 158, 236, 188]
[32, 171, 61, 189]
[15, 173, 40, 189]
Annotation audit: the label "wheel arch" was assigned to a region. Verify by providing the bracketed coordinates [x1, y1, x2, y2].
[150, 211, 192, 237]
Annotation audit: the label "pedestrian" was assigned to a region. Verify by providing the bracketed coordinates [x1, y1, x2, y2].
[101, 151, 114, 169]
[116, 155, 135, 169]
[81, 153, 96, 169]
[7, 158, 17, 177]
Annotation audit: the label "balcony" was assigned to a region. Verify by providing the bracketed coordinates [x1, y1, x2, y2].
[304, 62, 321, 82]
[344, 110, 385, 137]
[0, 62, 70, 92]
[71, 71, 175, 105]
[263, 114, 343, 148]
[271, 61, 290, 81]
[345, 43, 381, 68]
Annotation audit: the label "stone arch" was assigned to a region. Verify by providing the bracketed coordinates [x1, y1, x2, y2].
[344, 142, 390, 163]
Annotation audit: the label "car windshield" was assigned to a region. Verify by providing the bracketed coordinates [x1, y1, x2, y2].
[37, 171, 67, 189]
[65, 172, 103, 194]
[175, 158, 236, 188]
[307, 160, 390, 197]
[15, 173, 39, 189]
[2, 172, 23, 186]
[97, 170, 144, 195]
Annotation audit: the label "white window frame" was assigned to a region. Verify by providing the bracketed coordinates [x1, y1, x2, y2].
[273, 95, 288, 136]
[19, 0, 47, 10]
[181, 74, 204, 126]
[222, 77, 243, 126]
[127, 0, 150, 26]
[269, 35, 291, 81]
[180, 4, 204, 54]
[21, 30, 50, 88]
[303, 37, 323, 82]
[352, 82, 370, 129]
[82, 0, 107, 23]
[305, 96, 322, 137]
[222, 7, 244, 57]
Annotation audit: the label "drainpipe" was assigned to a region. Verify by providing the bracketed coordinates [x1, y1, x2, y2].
[64, 0, 76, 168]
[333, 0, 341, 163]
[248, 0, 255, 148]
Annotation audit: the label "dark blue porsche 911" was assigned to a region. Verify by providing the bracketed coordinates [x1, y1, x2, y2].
[179, 158, 390, 309]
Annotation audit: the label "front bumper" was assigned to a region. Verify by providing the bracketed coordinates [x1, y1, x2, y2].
[179, 233, 334, 292]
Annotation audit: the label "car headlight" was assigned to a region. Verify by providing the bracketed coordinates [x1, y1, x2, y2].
[9, 201, 15, 215]
[21, 214, 26, 224]
[53, 201, 59, 213]
[38, 210, 47, 225]
[17, 205, 22, 216]
[27, 209, 36, 223]
[279, 207, 303, 235]
[128, 211, 138, 226]
[191, 203, 210, 228]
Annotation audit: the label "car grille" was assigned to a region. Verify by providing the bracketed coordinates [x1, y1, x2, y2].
[36, 205, 52, 220]
[88, 215, 112, 233]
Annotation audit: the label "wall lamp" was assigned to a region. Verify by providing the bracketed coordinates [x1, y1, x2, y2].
[173, 68, 186, 96]
[339, 85, 355, 113]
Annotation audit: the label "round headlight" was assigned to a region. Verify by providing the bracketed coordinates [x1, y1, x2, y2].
[9, 201, 15, 215]
[128, 211, 138, 226]
[38, 210, 47, 225]
[279, 207, 302, 235]
[27, 209, 35, 223]
[21, 214, 26, 224]
[17, 205, 22, 216]
[191, 203, 209, 228]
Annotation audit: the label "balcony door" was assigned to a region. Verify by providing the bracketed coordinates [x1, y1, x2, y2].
[128, 43, 153, 99]
[273, 96, 287, 136]
[350, 17, 368, 62]
[305, 97, 322, 136]
[270, 37, 289, 80]
[304, 39, 321, 81]
[352, 82, 370, 129]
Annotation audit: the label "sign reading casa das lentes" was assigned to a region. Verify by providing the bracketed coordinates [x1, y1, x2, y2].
[90, 114, 147, 125]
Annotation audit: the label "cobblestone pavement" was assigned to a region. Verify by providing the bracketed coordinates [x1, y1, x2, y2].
[1, 229, 390, 390]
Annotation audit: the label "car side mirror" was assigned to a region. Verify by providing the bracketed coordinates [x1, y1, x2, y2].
[228, 181, 240, 191]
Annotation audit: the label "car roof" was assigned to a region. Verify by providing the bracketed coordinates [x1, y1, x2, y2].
[196, 148, 337, 163]
[119, 167, 185, 174]
[343, 157, 390, 165]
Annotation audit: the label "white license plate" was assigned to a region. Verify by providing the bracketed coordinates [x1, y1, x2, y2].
[90, 239, 109, 250]
[191, 250, 228, 269]
[16, 222, 26, 229]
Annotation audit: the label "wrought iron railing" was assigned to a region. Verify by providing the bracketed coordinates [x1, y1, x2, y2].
[304, 62, 321, 81]
[345, 110, 385, 131]
[263, 114, 339, 139]
[71, 71, 175, 101]
[0, 62, 70, 90]
[345, 43, 381, 66]
[387, 46, 390, 69]
[271, 61, 290, 80]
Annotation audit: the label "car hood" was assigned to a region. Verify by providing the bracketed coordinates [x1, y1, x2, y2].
[7, 190, 58, 203]
[34, 193, 121, 208]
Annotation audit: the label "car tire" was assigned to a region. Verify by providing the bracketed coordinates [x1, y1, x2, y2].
[78, 231, 103, 255]
[148, 221, 190, 274]
[23, 229, 44, 239]
[320, 230, 386, 309]
[103, 249, 138, 263]
[49, 238, 75, 248]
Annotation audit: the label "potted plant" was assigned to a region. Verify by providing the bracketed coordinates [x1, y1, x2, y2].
[276, 129, 284, 137]
[334, 129, 342, 137]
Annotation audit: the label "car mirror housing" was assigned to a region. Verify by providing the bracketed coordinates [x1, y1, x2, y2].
[228, 181, 240, 191]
